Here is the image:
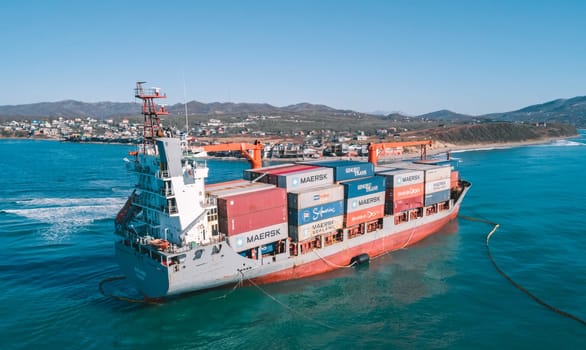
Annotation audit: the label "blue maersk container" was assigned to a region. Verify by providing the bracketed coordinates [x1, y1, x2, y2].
[424, 190, 450, 206]
[340, 176, 386, 199]
[287, 200, 344, 226]
[305, 160, 374, 182]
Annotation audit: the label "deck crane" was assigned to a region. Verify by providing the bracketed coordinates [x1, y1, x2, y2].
[368, 140, 433, 166]
[200, 141, 264, 169]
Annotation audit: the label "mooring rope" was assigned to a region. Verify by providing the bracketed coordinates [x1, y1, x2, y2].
[210, 273, 245, 300]
[459, 214, 586, 327]
[313, 249, 356, 268]
[242, 271, 336, 330]
[400, 227, 417, 250]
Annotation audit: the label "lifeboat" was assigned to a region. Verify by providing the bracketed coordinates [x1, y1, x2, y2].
[150, 239, 170, 250]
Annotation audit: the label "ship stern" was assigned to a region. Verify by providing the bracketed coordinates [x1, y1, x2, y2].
[114, 240, 171, 298]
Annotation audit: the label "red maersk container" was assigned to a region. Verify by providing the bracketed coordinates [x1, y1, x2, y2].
[243, 163, 295, 181]
[205, 179, 250, 191]
[206, 182, 275, 199]
[383, 183, 424, 215]
[217, 187, 287, 217]
[384, 182, 424, 202]
[385, 197, 424, 214]
[344, 205, 384, 227]
[218, 206, 287, 236]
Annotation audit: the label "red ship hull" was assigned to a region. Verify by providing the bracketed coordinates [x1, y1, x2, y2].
[251, 204, 459, 285]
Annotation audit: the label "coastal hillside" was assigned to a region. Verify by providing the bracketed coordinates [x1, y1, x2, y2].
[407, 122, 577, 145]
[1, 96, 586, 127]
[486, 96, 586, 127]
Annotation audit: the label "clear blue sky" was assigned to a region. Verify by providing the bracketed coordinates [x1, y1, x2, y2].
[1, 0, 585, 115]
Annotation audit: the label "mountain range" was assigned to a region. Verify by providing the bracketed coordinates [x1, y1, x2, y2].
[1, 96, 585, 127]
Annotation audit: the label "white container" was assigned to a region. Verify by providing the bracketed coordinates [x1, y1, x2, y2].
[289, 215, 343, 241]
[287, 184, 344, 209]
[376, 169, 424, 187]
[228, 222, 288, 252]
[277, 167, 334, 191]
[425, 178, 451, 194]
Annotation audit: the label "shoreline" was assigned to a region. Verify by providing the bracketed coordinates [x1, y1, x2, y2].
[425, 135, 575, 156]
[1, 134, 579, 162]
[264, 135, 579, 164]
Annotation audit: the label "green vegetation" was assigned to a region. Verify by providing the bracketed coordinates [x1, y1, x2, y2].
[407, 122, 578, 144]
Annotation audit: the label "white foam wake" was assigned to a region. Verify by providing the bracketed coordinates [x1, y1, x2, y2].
[15, 197, 125, 207]
[4, 197, 127, 242]
[546, 139, 585, 147]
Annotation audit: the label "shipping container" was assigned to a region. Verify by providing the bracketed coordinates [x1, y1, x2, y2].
[217, 187, 286, 217]
[389, 162, 451, 182]
[276, 167, 334, 191]
[270, 164, 317, 175]
[345, 192, 385, 213]
[384, 182, 424, 202]
[374, 166, 398, 173]
[376, 169, 424, 187]
[219, 206, 287, 236]
[227, 222, 288, 252]
[287, 184, 344, 209]
[425, 178, 450, 194]
[424, 190, 450, 206]
[288, 200, 344, 226]
[343, 205, 384, 227]
[261, 165, 320, 185]
[289, 215, 343, 241]
[243, 163, 295, 181]
[302, 160, 374, 182]
[414, 158, 459, 171]
[205, 179, 249, 190]
[384, 197, 424, 214]
[341, 176, 386, 198]
[207, 182, 274, 198]
[451, 170, 459, 189]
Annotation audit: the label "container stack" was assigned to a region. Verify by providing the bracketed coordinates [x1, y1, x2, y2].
[208, 182, 288, 253]
[243, 163, 295, 181]
[376, 169, 424, 215]
[339, 176, 386, 227]
[245, 164, 334, 191]
[302, 160, 374, 182]
[414, 159, 460, 189]
[287, 185, 344, 242]
[392, 163, 452, 206]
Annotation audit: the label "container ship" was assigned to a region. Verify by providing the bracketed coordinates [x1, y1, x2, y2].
[114, 83, 471, 298]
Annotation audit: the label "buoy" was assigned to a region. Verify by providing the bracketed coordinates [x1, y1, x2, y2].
[350, 253, 370, 266]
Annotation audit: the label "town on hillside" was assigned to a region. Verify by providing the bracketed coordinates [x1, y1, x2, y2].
[1, 115, 419, 160]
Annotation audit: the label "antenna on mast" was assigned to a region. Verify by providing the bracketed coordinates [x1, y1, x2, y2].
[183, 73, 189, 136]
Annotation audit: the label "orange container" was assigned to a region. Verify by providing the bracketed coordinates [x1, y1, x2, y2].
[343, 205, 384, 227]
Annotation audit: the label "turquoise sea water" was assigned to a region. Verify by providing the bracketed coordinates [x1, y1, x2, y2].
[1, 133, 585, 349]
